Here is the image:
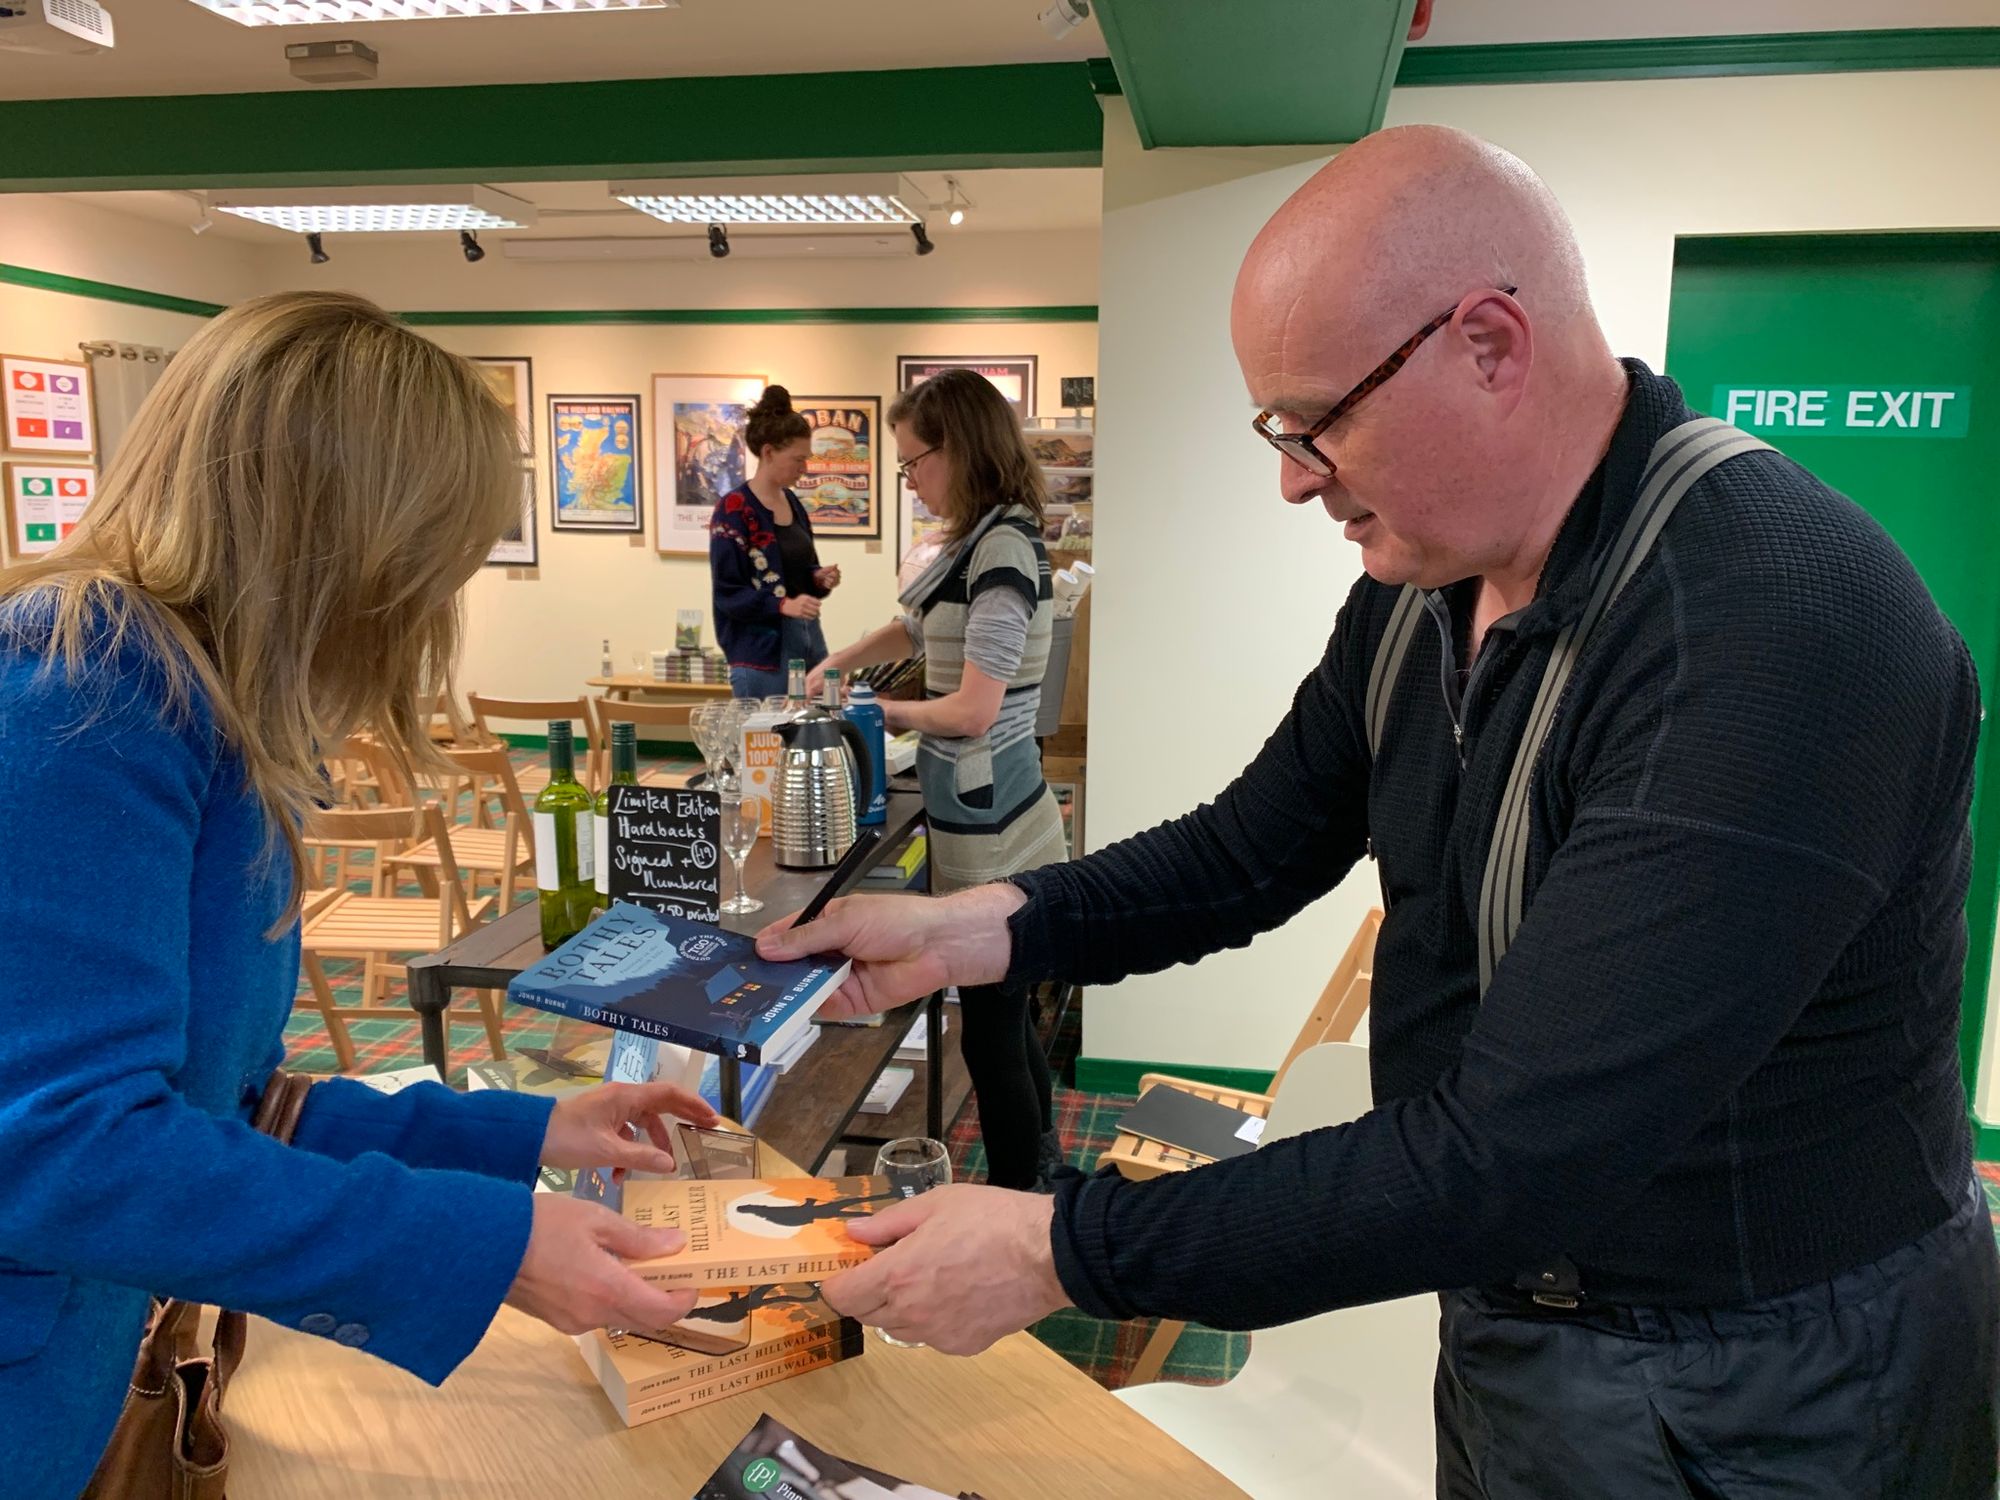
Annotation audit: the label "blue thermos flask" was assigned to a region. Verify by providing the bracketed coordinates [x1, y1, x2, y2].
[844, 682, 889, 826]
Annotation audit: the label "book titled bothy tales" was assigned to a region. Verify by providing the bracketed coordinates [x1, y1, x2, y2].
[506, 903, 849, 1064]
[622, 1176, 893, 1290]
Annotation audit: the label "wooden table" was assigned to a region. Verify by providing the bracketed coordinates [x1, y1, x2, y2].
[226, 1129, 1246, 1497]
[406, 786, 945, 1173]
[588, 674, 734, 710]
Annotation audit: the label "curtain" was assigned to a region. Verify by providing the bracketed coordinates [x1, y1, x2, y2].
[80, 341, 172, 465]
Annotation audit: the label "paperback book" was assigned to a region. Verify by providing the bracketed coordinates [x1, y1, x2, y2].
[696, 1414, 980, 1500]
[575, 1284, 862, 1426]
[621, 1176, 892, 1290]
[506, 903, 849, 1064]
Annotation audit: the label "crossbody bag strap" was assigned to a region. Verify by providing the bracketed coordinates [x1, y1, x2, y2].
[1475, 417, 1772, 994]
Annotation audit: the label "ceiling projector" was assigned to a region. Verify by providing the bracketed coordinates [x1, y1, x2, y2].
[0, 0, 115, 54]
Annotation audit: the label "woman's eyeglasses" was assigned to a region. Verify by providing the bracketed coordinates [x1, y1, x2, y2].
[896, 446, 937, 484]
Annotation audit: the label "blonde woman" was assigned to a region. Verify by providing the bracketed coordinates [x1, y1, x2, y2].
[809, 369, 1066, 1190]
[0, 293, 713, 1498]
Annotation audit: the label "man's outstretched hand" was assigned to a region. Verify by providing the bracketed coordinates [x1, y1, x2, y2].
[755, 885, 1026, 1018]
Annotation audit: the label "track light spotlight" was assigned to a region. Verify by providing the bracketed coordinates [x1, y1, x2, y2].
[911, 221, 935, 257]
[708, 224, 730, 259]
[306, 231, 330, 265]
[1039, 0, 1090, 39]
[460, 230, 486, 263]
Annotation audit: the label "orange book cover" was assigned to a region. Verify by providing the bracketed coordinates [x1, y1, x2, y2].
[622, 1340, 857, 1427]
[624, 1176, 895, 1290]
[576, 1286, 864, 1424]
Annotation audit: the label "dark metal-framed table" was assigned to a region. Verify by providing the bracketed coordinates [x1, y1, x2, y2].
[406, 785, 944, 1173]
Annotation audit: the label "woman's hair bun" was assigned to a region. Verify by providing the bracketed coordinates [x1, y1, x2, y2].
[756, 384, 794, 413]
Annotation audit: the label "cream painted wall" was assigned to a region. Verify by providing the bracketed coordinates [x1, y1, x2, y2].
[401, 317, 1099, 704]
[0, 198, 1098, 673]
[0, 196, 274, 491]
[1085, 68, 2000, 1078]
[251, 229, 1100, 701]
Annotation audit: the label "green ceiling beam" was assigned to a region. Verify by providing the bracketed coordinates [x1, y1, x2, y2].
[1397, 27, 2000, 87]
[0, 61, 1104, 194]
[1094, 0, 1417, 148]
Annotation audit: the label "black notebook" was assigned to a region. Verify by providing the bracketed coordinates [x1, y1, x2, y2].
[1116, 1084, 1266, 1161]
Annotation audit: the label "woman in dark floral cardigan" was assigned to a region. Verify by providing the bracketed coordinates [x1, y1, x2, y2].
[708, 385, 841, 698]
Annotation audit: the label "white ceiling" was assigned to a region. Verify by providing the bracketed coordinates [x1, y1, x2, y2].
[6, 0, 1991, 103]
[0, 0, 1107, 101]
[71, 168, 1107, 242]
[1415, 0, 1997, 46]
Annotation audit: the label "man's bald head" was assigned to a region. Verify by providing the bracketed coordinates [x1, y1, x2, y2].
[1235, 125, 1595, 413]
[1232, 125, 1625, 592]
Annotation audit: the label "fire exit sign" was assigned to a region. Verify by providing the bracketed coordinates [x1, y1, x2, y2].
[1714, 385, 1971, 438]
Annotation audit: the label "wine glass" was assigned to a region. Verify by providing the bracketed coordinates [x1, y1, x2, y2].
[718, 788, 764, 916]
[870, 1137, 953, 1347]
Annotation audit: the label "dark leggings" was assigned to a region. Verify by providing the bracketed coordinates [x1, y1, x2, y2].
[956, 979, 1053, 1190]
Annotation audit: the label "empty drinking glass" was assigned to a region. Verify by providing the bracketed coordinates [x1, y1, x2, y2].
[870, 1137, 953, 1347]
[719, 786, 764, 916]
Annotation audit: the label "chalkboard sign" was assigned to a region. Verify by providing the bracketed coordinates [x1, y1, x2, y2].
[606, 784, 722, 923]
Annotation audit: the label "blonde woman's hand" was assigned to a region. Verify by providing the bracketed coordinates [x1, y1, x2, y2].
[780, 596, 822, 621]
[506, 1194, 698, 1335]
[540, 1080, 718, 1175]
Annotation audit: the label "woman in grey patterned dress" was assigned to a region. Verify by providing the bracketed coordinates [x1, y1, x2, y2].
[811, 369, 1066, 1189]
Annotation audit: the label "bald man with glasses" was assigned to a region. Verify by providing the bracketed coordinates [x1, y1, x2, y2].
[761, 125, 1999, 1498]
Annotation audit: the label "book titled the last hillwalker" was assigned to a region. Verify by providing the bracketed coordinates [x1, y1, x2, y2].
[506, 903, 849, 1064]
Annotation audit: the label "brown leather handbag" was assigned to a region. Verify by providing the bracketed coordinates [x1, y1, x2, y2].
[81, 1070, 315, 1500]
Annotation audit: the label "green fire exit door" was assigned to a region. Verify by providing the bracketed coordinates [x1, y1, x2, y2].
[1666, 232, 2000, 1110]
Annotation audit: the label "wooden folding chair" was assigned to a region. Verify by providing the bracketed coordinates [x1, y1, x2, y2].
[387, 744, 532, 908]
[299, 803, 503, 1073]
[588, 696, 701, 789]
[467, 693, 593, 812]
[1101, 907, 1382, 1386]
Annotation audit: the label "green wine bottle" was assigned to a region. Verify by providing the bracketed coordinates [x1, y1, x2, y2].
[594, 720, 639, 899]
[533, 720, 596, 946]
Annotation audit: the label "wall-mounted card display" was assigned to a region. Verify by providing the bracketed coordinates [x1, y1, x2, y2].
[3, 355, 95, 456]
[471, 356, 534, 455]
[792, 396, 880, 539]
[550, 395, 644, 533]
[4, 462, 94, 557]
[654, 373, 767, 556]
[487, 467, 538, 566]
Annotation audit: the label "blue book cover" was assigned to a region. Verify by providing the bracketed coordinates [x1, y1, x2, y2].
[507, 903, 850, 1065]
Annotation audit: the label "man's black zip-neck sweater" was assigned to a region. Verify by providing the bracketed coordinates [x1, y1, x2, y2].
[1011, 363, 1982, 1324]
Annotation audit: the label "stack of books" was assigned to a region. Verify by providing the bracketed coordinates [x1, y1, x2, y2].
[651, 648, 730, 685]
[571, 1174, 889, 1426]
[575, 1286, 863, 1427]
[862, 832, 927, 888]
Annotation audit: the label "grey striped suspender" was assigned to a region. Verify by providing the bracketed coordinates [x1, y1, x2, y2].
[1365, 417, 1773, 995]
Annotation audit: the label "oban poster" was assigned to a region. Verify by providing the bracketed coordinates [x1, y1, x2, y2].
[654, 373, 767, 556]
[793, 396, 880, 539]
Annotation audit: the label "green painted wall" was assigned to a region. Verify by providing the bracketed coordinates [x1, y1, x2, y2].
[1665, 232, 2000, 1104]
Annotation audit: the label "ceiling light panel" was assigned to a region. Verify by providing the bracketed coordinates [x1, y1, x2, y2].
[613, 175, 922, 227]
[187, 0, 676, 26]
[209, 186, 537, 234]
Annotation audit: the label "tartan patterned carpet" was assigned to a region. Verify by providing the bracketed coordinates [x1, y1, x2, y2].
[285, 746, 1247, 1392]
